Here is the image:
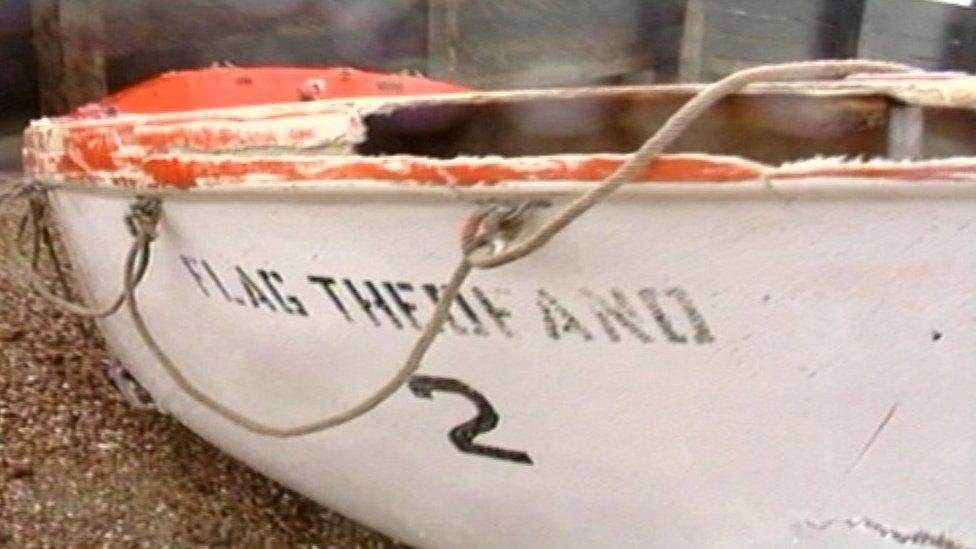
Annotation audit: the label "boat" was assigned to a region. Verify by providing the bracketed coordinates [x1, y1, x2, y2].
[16, 61, 976, 547]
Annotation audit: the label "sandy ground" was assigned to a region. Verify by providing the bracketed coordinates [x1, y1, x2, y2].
[0, 201, 401, 547]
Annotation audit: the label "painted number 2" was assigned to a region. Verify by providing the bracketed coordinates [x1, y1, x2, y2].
[408, 375, 533, 465]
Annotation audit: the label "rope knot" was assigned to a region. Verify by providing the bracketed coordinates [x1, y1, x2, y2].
[125, 197, 162, 241]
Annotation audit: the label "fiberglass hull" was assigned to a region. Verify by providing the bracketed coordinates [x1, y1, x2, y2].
[47, 178, 976, 548]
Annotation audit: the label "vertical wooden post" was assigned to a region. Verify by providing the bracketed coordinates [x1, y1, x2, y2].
[32, 0, 67, 114]
[678, 0, 706, 82]
[427, 0, 462, 80]
[31, 0, 107, 115]
[887, 104, 924, 160]
[60, 0, 107, 109]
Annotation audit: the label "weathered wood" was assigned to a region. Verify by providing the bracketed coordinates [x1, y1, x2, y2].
[678, 0, 706, 82]
[100, 0, 428, 60]
[426, 0, 653, 88]
[679, 0, 864, 82]
[362, 93, 891, 164]
[924, 106, 976, 158]
[100, 0, 427, 90]
[455, 56, 653, 89]
[107, 23, 428, 92]
[636, 0, 686, 83]
[427, 0, 461, 79]
[31, 0, 67, 114]
[859, 0, 976, 71]
[887, 104, 925, 159]
[59, 0, 106, 109]
[31, 0, 106, 114]
[101, 0, 321, 57]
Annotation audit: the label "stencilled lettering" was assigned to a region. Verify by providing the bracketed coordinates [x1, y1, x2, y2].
[177, 254, 716, 345]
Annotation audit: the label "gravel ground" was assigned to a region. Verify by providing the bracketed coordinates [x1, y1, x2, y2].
[0, 200, 402, 547]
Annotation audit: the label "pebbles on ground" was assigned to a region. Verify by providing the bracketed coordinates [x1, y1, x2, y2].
[0, 202, 402, 547]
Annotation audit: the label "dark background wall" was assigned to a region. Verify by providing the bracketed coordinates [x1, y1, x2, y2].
[102, 0, 430, 91]
[0, 0, 38, 169]
[3, 0, 976, 169]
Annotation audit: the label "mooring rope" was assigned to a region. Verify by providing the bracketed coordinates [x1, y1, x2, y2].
[466, 60, 914, 268]
[0, 185, 152, 318]
[12, 59, 915, 437]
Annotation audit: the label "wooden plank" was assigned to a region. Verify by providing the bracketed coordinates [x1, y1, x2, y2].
[31, 0, 106, 114]
[107, 23, 427, 92]
[362, 94, 890, 164]
[637, 0, 686, 82]
[101, 0, 322, 57]
[859, 0, 976, 70]
[681, 0, 865, 82]
[31, 0, 67, 114]
[429, 0, 649, 87]
[100, 0, 428, 59]
[456, 55, 653, 88]
[59, 0, 106, 109]
[678, 0, 706, 82]
[427, 0, 461, 79]
[887, 104, 924, 159]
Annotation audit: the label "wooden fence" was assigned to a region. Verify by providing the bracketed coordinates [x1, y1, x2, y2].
[26, 0, 976, 114]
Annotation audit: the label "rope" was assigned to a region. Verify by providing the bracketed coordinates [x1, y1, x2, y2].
[465, 59, 914, 269]
[125, 242, 472, 436]
[0, 185, 152, 318]
[14, 60, 917, 437]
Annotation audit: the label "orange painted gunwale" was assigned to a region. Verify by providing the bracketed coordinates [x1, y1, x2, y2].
[23, 68, 976, 188]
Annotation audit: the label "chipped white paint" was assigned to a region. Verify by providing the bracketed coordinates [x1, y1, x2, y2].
[129, 110, 366, 152]
[772, 155, 976, 178]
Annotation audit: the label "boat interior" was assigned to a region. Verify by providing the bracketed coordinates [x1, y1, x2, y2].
[357, 91, 976, 164]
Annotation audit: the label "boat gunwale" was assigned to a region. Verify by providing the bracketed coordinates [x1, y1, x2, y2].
[39, 177, 976, 203]
[24, 71, 976, 189]
[27, 74, 976, 132]
[27, 151, 976, 190]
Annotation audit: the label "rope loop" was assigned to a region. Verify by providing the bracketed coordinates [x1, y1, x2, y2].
[125, 196, 163, 241]
[0, 184, 158, 318]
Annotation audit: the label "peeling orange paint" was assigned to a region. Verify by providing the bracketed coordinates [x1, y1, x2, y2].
[131, 154, 766, 189]
[22, 68, 976, 189]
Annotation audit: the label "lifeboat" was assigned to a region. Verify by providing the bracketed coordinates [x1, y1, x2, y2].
[19, 62, 976, 548]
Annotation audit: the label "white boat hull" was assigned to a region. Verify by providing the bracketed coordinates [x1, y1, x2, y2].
[49, 179, 976, 548]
